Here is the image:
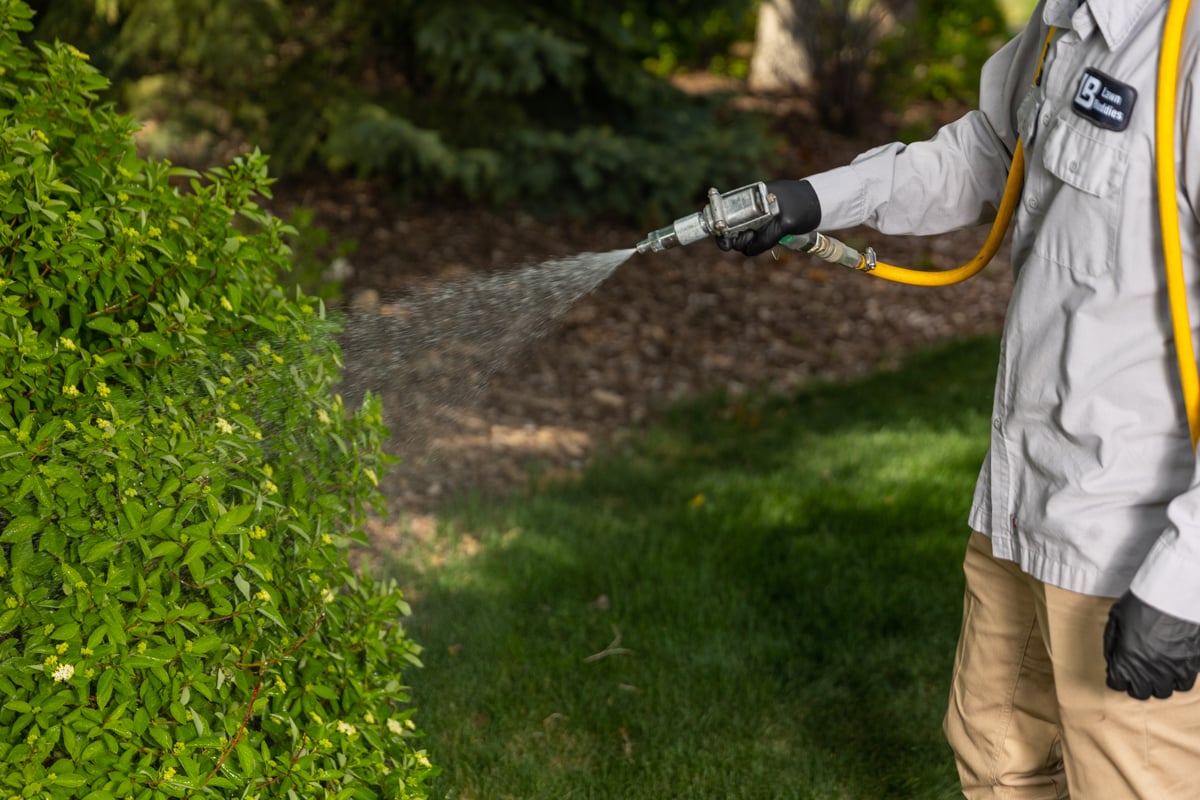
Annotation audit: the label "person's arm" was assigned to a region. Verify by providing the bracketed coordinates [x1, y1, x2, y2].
[722, 15, 1049, 255]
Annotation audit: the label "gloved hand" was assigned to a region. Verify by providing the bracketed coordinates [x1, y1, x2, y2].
[1103, 590, 1200, 700]
[716, 179, 821, 256]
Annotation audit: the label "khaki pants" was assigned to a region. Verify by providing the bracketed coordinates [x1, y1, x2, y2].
[943, 532, 1200, 799]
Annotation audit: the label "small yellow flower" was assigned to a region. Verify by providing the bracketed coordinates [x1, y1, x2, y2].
[96, 381, 110, 398]
[387, 718, 404, 735]
[59, 336, 76, 350]
[215, 418, 234, 434]
[317, 409, 331, 425]
[148, 226, 161, 238]
[44, 655, 58, 668]
[185, 251, 198, 266]
[336, 721, 357, 736]
[220, 296, 232, 311]
[689, 493, 706, 509]
[249, 525, 267, 540]
[363, 711, 375, 724]
[116, 191, 128, 203]
[262, 480, 278, 495]
[65, 44, 90, 60]
[255, 589, 271, 603]
[62, 385, 80, 398]
[56, 642, 68, 654]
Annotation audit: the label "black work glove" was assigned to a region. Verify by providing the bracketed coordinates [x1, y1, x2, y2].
[716, 179, 821, 256]
[1103, 590, 1200, 700]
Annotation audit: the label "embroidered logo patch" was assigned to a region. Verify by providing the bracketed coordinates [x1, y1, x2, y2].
[1072, 68, 1136, 131]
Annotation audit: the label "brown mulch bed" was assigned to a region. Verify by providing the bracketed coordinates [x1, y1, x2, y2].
[268, 114, 1014, 520]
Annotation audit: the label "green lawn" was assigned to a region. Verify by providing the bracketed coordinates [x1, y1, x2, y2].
[385, 335, 1002, 799]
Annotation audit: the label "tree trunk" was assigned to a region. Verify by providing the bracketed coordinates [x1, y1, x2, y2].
[747, 0, 811, 93]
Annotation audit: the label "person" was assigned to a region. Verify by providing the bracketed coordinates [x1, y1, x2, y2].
[719, 1, 1200, 797]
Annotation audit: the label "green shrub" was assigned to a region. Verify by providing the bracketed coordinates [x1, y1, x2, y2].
[0, 1, 433, 796]
[877, 0, 1012, 111]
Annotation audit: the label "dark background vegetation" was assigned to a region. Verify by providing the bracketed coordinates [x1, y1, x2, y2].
[24, 0, 1011, 225]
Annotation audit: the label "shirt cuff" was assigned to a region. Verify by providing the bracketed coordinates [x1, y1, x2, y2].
[805, 166, 868, 232]
[1130, 530, 1200, 624]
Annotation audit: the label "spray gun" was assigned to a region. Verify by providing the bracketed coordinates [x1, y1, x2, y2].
[636, 182, 873, 271]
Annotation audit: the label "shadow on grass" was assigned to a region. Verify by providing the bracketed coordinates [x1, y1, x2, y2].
[384, 335, 1001, 800]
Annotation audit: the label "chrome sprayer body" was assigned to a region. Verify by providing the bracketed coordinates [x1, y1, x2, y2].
[636, 183, 780, 254]
[636, 182, 874, 272]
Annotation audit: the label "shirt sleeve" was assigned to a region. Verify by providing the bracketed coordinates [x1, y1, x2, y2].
[806, 25, 1042, 235]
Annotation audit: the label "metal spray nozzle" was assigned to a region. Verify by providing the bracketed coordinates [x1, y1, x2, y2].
[636, 182, 781, 254]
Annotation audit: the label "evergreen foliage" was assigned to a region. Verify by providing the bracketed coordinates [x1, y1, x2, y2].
[27, 0, 769, 223]
[0, 1, 432, 794]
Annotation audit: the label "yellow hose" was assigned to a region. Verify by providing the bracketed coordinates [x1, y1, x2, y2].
[865, 26, 1055, 288]
[1157, 0, 1198, 446]
[868, 141, 1027, 286]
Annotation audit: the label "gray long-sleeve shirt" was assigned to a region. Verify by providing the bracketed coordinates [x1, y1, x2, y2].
[806, 0, 1200, 622]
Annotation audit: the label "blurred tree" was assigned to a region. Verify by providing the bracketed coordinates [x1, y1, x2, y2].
[747, 0, 1010, 136]
[25, 0, 769, 223]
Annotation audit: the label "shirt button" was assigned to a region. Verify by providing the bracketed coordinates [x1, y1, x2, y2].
[993, 418, 1002, 430]
[1068, 160, 1079, 172]
[1027, 195, 1040, 210]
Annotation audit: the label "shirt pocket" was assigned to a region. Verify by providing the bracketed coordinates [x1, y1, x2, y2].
[1031, 114, 1129, 276]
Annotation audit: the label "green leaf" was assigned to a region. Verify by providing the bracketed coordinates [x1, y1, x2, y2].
[135, 331, 173, 356]
[214, 504, 254, 535]
[96, 669, 115, 710]
[81, 539, 119, 564]
[0, 514, 41, 543]
[85, 316, 124, 336]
